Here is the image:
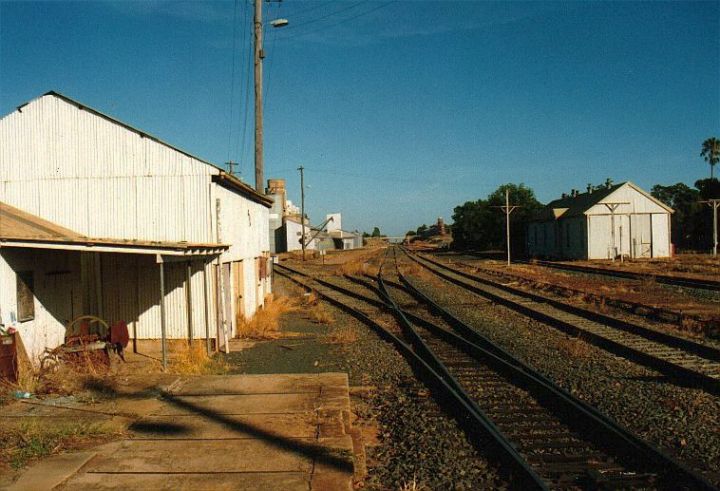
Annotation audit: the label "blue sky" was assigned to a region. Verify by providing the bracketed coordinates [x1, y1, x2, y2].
[1, 1, 718, 235]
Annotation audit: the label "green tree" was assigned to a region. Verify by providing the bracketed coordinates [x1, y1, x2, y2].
[451, 183, 542, 252]
[371, 227, 381, 237]
[651, 183, 702, 250]
[701, 137, 720, 180]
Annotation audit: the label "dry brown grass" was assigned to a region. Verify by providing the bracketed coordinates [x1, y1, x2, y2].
[307, 303, 334, 324]
[325, 326, 357, 344]
[400, 262, 442, 286]
[300, 291, 335, 324]
[0, 418, 123, 470]
[556, 336, 593, 359]
[236, 295, 299, 339]
[168, 342, 229, 375]
[36, 350, 114, 396]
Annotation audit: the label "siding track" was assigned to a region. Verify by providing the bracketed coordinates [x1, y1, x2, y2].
[515, 259, 720, 292]
[403, 248, 720, 396]
[274, 256, 717, 490]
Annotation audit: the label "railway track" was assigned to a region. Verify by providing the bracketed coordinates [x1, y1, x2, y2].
[274, 259, 717, 490]
[402, 248, 720, 396]
[514, 258, 720, 292]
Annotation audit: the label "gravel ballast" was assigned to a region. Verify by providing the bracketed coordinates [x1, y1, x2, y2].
[405, 266, 720, 485]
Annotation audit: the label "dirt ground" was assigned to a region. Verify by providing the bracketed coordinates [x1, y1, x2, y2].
[562, 254, 720, 281]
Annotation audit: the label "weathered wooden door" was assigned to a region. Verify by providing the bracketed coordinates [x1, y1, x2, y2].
[232, 261, 244, 324]
[631, 214, 652, 258]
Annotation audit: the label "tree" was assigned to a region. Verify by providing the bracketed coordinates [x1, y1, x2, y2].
[701, 137, 720, 180]
[405, 230, 417, 236]
[451, 183, 542, 252]
[651, 183, 701, 250]
[371, 227, 381, 237]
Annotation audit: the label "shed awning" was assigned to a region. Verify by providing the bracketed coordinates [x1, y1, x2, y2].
[0, 201, 228, 256]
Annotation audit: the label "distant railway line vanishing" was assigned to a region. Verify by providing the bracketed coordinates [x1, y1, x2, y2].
[273, 255, 717, 490]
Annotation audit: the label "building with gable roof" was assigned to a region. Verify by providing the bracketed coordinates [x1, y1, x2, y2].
[528, 181, 673, 260]
[0, 91, 273, 363]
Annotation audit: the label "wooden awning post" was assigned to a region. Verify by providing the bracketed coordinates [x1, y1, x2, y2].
[186, 261, 194, 344]
[158, 256, 167, 370]
[202, 262, 211, 356]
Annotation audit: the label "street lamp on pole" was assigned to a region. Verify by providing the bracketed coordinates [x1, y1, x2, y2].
[253, 1, 288, 194]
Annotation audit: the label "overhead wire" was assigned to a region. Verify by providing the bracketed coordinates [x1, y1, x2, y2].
[264, 0, 280, 111]
[238, 0, 253, 177]
[277, 1, 328, 20]
[226, 0, 240, 165]
[276, 1, 394, 41]
[279, 0, 366, 31]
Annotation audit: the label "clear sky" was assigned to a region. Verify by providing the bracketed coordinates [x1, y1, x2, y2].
[1, 1, 718, 236]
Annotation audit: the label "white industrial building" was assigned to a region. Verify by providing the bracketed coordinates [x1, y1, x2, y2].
[0, 91, 272, 363]
[325, 213, 362, 250]
[528, 181, 673, 260]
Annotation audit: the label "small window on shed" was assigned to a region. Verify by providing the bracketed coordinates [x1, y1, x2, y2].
[16, 271, 35, 322]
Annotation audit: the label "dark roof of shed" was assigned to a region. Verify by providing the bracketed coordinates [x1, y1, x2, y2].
[7, 91, 272, 208]
[545, 182, 625, 218]
[533, 181, 673, 222]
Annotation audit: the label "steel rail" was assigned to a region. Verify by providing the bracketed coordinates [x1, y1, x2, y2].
[420, 252, 720, 362]
[273, 264, 548, 489]
[457, 260, 718, 334]
[376, 254, 717, 490]
[401, 248, 720, 395]
[515, 258, 720, 292]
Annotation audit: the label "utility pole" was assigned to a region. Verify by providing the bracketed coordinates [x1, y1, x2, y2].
[253, 0, 264, 193]
[495, 189, 520, 266]
[226, 161, 237, 176]
[701, 199, 720, 256]
[298, 166, 306, 261]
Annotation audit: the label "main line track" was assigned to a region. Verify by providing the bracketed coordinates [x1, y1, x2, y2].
[402, 248, 720, 396]
[274, 259, 717, 490]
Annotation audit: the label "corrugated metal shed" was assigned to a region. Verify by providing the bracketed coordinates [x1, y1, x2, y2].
[0, 91, 271, 361]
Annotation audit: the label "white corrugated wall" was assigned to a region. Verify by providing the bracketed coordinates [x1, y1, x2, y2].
[0, 94, 213, 243]
[0, 93, 270, 345]
[101, 254, 218, 340]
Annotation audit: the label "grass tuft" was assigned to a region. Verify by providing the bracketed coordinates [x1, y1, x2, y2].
[556, 336, 592, 359]
[236, 294, 299, 339]
[168, 342, 229, 375]
[325, 326, 357, 344]
[0, 420, 122, 470]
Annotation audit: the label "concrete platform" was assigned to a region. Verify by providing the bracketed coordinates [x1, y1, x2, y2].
[7, 373, 358, 491]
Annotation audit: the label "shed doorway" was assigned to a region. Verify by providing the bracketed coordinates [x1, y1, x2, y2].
[631, 214, 652, 258]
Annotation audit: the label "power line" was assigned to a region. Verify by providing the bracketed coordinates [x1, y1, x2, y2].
[237, 0, 253, 175]
[280, 0, 365, 31]
[280, 1, 329, 20]
[276, 1, 393, 41]
[226, 0, 240, 164]
[264, 0, 280, 111]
